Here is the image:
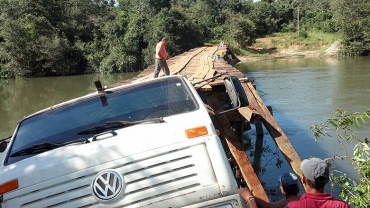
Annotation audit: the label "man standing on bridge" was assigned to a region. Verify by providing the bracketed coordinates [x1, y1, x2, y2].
[153, 37, 170, 78]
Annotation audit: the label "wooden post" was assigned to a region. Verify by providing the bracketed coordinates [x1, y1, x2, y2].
[240, 80, 303, 179]
[237, 106, 263, 136]
[207, 94, 270, 202]
[252, 134, 264, 175]
[255, 116, 264, 136]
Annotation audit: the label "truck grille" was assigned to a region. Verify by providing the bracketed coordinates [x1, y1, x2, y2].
[10, 142, 216, 208]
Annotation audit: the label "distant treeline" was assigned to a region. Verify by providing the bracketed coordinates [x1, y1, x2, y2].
[0, 0, 369, 78]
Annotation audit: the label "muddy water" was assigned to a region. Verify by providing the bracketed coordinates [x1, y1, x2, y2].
[236, 57, 370, 200]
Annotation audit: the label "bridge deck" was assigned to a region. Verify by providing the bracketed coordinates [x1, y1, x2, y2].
[110, 44, 244, 90]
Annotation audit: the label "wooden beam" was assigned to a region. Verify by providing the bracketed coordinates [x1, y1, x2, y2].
[207, 94, 270, 202]
[237, 106, 255, 121]
[240, 80, 303, 179]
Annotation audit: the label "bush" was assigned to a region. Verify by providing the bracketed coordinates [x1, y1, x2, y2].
[311, 109, 370, 208]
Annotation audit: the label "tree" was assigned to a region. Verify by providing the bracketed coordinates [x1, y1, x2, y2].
[0, 0, 112, 77]
[249, 1, 280, 36]
[332, 0, 370, 56]
[117, 0, 170, 16]
[185, 0, 215, 41]
[94, 12, 149, 73]
[143, 8, 204, 66]
[225, 14, 256, 50]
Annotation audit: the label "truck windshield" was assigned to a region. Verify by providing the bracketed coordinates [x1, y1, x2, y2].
[5, 77, 198, 165]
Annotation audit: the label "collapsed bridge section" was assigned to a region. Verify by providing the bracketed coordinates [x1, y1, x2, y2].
[108, 44, 302, 202]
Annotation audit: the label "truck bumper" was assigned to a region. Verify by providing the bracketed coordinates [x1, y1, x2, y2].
[182, 194, 247, 208]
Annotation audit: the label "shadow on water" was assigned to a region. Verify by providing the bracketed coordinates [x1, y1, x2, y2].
[241, 107, 331, 201]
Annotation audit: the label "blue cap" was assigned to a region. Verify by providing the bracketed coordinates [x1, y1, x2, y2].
[279, 172, 298, 187]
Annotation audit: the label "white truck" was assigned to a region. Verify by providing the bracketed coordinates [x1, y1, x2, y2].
[0, 75, 247, 208]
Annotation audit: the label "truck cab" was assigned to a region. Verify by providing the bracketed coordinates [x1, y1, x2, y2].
[0, 75, 246, 208]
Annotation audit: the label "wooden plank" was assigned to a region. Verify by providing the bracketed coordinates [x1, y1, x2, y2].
[240, 80, 303, 179]
[206, 95, 270, 202]
[169, 47, 208, 74]
[187, 48, 217, 90]
[237, 106, 255, 121]
[132, 47, 207, 83]
[187, 46, 218, 81]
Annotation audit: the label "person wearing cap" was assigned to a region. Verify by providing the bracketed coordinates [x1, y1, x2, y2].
[287, 158, 349, 208]
[238, 172, 301, 208]
[153, 37, 170, 78]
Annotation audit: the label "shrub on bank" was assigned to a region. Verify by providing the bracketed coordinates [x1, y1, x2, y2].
[311, 109, 370, 208]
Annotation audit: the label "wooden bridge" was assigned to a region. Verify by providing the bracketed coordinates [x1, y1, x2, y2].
[109, 44, 302, 202]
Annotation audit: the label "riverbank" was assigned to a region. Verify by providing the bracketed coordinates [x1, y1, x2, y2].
[237, 38, 341, 64]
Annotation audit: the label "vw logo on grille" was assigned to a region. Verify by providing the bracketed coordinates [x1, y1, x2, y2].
[92, 169, 125, 201]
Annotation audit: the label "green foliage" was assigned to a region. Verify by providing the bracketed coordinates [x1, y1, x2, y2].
[249, 1, 279, 35]
[224, 15, 257, 53]
[0, 0, 106, 77]
[94, 13, 149, 73]
[311, 109, 370, 207]
[211, 25, 229, 41]
[118, 0, 170, 17]
[224, 14, 256, 51]
[0, 0, 369, 78]
[185, 0, 216, 41]
[142, 8, 204, 66]
[332, 0, 370, 56]
[85, 9, 130, 73]
[301, 0, 337, 33]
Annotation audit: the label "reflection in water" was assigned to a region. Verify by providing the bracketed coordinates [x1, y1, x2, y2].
[236, 57, 370, 200]
[0, 72, 139, 138]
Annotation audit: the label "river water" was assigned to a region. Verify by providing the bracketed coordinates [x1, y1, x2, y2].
[0, 57, 369, 201]
[235, 57, 370, 200]
[0, 72, 139, 139]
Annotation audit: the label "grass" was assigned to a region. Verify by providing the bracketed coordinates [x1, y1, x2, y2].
[209, 30, 341, 58]
[234, 31, 341, 58]
[261, 31, 340, 51]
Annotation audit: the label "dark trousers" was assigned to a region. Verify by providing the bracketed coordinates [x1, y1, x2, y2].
[153, 59, 170, 78]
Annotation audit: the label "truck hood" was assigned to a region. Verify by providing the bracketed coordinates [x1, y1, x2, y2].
[0, 110, 235, 208]
[1, 111, 215, 184]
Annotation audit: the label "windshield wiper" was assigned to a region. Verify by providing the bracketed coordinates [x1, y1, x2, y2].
[77, 117, 165, 135]
[9, 138, 90, 157]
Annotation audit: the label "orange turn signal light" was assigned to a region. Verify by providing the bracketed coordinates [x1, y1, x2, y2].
[185, 126, 208, 138]
[0, 179, 19, 195]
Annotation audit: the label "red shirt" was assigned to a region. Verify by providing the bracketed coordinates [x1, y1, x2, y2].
[287, 193, 349, 208]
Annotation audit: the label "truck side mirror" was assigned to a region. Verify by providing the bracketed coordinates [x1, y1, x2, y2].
[229, 76, 249, 107]
[216, 75, 249, 116]
[224, 75, 249, 108]
[0, 136, 11, 152]
[224, 76, 240, 109]
[94, 80, 108, 106]
[0, 140, 9, 153]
